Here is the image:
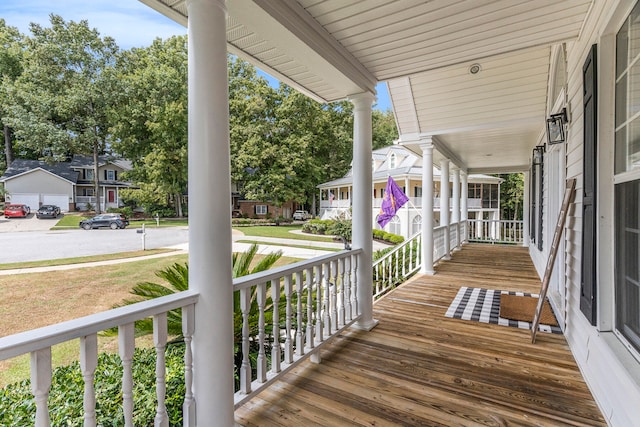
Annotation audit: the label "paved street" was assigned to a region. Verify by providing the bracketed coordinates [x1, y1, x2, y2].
[0, 225, 189, 264]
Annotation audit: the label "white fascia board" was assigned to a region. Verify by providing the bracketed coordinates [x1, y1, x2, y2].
[138, 0, 187, 26]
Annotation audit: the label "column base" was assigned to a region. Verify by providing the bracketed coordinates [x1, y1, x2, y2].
[420, 267, 435, 275]
[352, 318, 379, 331]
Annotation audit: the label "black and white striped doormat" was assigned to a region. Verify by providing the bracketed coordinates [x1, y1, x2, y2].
[444, 286, 562, 334]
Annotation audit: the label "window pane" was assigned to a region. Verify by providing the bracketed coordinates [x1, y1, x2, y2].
[616, 74, 628, 127]
[630, 62, 640, 116]
[616, 127, 628, 174]
[630, 3, 640, 60]
[616, 180, 640, 352]
[629, 115, 640, 170]
[618, 18, 629, 78]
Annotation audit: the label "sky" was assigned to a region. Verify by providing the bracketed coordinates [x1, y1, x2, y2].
[0, 0, 391, 111]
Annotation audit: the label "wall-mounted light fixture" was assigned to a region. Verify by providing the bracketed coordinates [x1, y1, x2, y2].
[546, 107, 568, 145]
[532, 145, 545, 166]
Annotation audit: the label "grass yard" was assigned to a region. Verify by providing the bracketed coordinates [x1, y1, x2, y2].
[0, 248, 177, 270]
[0, 252, 299, 387]
[235, 224, 335, 242]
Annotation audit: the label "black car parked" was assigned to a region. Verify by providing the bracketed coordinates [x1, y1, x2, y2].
[36, 205, 61, 219]
[79, 214, 128, 230]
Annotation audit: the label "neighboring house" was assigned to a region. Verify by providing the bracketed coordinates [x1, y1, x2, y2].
[232, 181, 303, 219]
[0, 155, 134, 212]
[318, 145, 502, 238]
[236, 199, 297, 219]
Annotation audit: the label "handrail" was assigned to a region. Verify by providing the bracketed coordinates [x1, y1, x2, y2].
[0, 291, 199, 361]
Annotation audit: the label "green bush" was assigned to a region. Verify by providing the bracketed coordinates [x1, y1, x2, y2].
[107, 206, 133, 218]
[0, 345, 186, 426]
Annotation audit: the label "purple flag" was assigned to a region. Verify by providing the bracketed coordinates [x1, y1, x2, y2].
[377, 176, 409, 228]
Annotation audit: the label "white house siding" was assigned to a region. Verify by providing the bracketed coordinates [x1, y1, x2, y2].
[540, 1, 640, 425]
[5, 170, 74, 210]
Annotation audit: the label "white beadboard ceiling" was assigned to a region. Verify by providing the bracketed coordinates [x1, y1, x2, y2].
[140, 0, 594, 172]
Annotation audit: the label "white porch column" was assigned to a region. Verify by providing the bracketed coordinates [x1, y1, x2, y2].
[187, 0, 234, 425]
[461, 171, 468, 243]
[440, 159, 451, 259]
[420, 141, 435, 274]
[451, 167, 460, 250]
[404, 176, 411, 237]
[350, 92, 377, 331]
[523, 171, 530, 247]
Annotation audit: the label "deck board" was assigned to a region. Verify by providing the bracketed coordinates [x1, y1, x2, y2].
[235, 244, 606, 426]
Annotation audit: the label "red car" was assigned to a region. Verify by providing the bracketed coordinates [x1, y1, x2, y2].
[4, 204, 31, 218]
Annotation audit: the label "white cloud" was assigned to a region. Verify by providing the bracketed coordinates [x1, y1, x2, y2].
[0, 0, 186, 49]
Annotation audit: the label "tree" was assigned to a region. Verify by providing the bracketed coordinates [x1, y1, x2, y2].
[499, 173, 524, 220]
[372, 109, 398, 150]
[109, 36, 188, 217]
[0, 19, 25, 172]
[2, 15, 119, 213]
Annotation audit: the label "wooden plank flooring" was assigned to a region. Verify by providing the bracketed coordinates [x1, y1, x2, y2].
[235, 244, 605, 426]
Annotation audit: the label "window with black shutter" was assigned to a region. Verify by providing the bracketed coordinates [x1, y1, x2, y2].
[581, 44, 597, 325]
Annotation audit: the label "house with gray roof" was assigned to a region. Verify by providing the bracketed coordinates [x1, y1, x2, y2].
[0, 155, 134, 211]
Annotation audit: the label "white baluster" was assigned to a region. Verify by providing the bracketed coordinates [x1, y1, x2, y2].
[323, 263, 331, 335]
[284, 274, 294, 364]
[31, 347, 52, 427]
[257, 282, 267, 383]
[351, 254, 359, 316]
[338, 258, 346, 327]
[271, 278, 282, 374]
[295, 271, 305, 356]
[395, 250, 399, 283]
[80, 334, 97, 427]
[154, 313, 169, 427]
[306, 267, 315, 349]
[118, 323, 135, 427]
[239, 287, 252, 394]
[330, 260, 338, 332]
[402, 244, 407, 276]
[315, 264, 324, 343]
[182, 305, 195, 427]
[344, 256, 352, 321]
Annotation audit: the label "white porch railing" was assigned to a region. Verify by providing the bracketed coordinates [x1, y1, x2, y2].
[0, 291, 199, 427]
[467, 219, 524, 244]
[0, 250, 362, 426]
[372, 232, 422, 298]
[319, 200, 350, 208]
[233, 249, 362, 407]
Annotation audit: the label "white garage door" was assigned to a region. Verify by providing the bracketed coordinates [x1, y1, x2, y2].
[9, 193, 40, 210]
[43, 194, 69, 211]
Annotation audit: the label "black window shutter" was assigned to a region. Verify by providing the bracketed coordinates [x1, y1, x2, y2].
[537, 159, 544, 251]
[581, 44, 598, 325]
[115, 170, 118, 180]
[104, 170, 108, 180]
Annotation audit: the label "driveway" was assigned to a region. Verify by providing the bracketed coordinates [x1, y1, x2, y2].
[0, 212, 59, 232]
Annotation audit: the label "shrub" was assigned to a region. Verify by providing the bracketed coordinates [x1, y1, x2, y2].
[0, 345, 186, 426]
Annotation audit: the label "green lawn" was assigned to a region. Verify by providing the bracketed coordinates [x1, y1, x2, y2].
[0, 249, 177, 270]
[235, 225, 335, 242]
[0, 252, 300, 387]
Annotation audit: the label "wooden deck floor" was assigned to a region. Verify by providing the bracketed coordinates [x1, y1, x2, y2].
[235, 244, 605, 426]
